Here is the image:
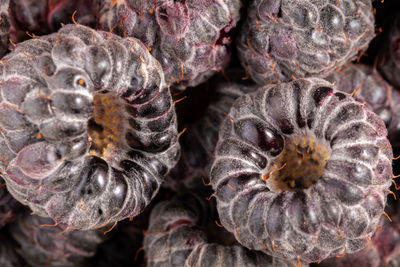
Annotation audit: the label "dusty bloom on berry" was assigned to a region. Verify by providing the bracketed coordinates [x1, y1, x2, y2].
[237, 0, 375, 85]
[0, 24, 180, 230]
[210, 78, 392, 263]
[97, 0, 242, 90]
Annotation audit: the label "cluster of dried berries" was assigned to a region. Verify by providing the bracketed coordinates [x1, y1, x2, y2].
[0, 0, 398, 266]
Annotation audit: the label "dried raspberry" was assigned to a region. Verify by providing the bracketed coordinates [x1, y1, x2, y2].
[0, 24, 180, 230]
[10, 210, 106, 267]
[97, 0, 242, 90]
[237, 0, 375, 85]
[327, 64, 400, 151]
[166, 80, 256, 189]
[378, 13, 400, 89]
[144, 191, 295, 266]
[210, 78, 393, 263]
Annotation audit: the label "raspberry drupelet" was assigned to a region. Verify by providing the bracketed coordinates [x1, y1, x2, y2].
[210, 78, 393, 263]
[96, 0, 242, 90]
[8, 0, 96, 43]
[0, 0, 10, 58]
[144, 191, 299, 267]
[10, 210, 106, 267]
[327, 64, 400, 151]
[165, 80, 256, 189]
[318, 215, 400, 267]
[237, 0, 375, 85]
[0, 24, 180, 230]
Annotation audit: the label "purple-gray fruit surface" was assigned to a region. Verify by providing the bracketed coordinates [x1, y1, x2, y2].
[0, 0, 10, 58]
[144, 191, 297, 267]
[0, 24, 180, 230]
[237, 0, 375, 85]
[9, 0, 96, 43]
[210, 77, 393, 263]
[327, 63, 400, 151]
[378, 13, 400, 89]
[10, 210, 106, 267]
[97, 0, 242, 90]
[166, 80, 256, 189]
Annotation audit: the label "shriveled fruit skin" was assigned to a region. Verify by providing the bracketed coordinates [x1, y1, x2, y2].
[144, 191, 296, 267]
[237, 0, 375, 85]
[327, 64, 400, 151]
[10, 210, 106, 267]
[166, 80, 256, 189]
[210, 78, 392, 263]
[96, 0, 242, 90]
[0, 24, 180, 230]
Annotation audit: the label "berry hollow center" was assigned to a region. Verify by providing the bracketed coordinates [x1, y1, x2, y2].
[87, 92, 125, 161]
[267, 136, 331, 192]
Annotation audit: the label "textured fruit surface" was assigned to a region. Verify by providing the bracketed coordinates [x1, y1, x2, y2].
[318, 199, 400, 267]
[210, 78, 392, 263]
[378, 13, 400, 89]
[327, 64, 400, 151]
[10, 210, 105, 267]
[97, 0, 242, 90]
[166, 80, 256, 189]
[0, 0, 10, 58]
[9, 0, 96, 43]
[237, 0, 375, 85]
[0, 24, 180, 230]
[87, 200, 154, 267]
[144, 191, 296, 267]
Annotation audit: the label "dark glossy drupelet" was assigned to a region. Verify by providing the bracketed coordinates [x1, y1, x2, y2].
[210, 78, 393, 263]
[327, 64, 400, 151]
[0, 0, 10, 58]
[237, 0, 375, 85]
[144, 191, 296, 267]
[8, 0, 96, 42]
[318, 198, 400, 267]
[165, 80, 256, 189]
[0, 24, 180, 230]
[96, 0, 242, 90]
